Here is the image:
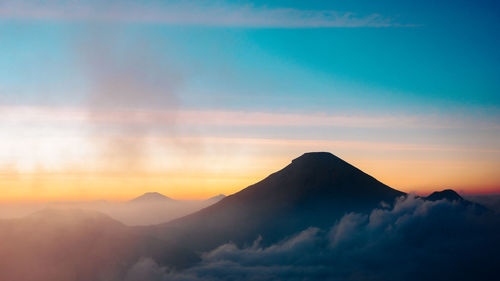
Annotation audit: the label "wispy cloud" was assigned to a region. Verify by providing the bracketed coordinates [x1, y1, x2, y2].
[0, 0, 401, 28]
[1, 106, 499, 130]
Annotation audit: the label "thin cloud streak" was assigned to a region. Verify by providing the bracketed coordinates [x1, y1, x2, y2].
[2, 106, 498, 130]
[0, 0, 401, 28]
[169, 136, 500, 154]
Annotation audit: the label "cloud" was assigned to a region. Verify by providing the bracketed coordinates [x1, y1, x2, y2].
[4, 106, 500, 131]
[0, 0, 402, 28]
[125, 257, 166, 281]
[465, 194, 500, 213]
[125, 195, 500, 281]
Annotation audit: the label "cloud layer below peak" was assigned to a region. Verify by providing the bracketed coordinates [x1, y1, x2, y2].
[125, 195, 500, 281]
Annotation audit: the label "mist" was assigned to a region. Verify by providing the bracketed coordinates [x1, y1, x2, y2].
[0, 195, 224, 225]
[0, 208, 143, 281]
[1, 189, 499, 280]
[77, 27, 185, 171]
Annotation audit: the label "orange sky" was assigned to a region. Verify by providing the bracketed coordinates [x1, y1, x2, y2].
[1, 123, 499, 202]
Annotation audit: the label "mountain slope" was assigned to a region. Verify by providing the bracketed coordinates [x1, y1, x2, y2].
[153, 152, 406, 251]
[204, 194, 226, 203]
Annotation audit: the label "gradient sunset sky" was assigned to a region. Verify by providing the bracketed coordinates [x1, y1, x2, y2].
[1, 0, 499, 201]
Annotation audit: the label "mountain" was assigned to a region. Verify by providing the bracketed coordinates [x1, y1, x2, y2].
[425, 189, 488, 213]
[129, 192, 175, 203]
[153, 152, 406, 251]
[425, 189, 465, 202]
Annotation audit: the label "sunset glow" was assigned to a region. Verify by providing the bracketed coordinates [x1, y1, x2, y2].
[1, 0, 499, 202]
[1, 105, 499, 201]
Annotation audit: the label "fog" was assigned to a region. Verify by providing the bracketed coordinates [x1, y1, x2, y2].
[1, 194, 499, 281]
[0, 208, 143, 281]
[78, 27, 187, 172]
[465, 194, 500, 213]
[0, 196, 220, 280]
[0, 195, 223, 225]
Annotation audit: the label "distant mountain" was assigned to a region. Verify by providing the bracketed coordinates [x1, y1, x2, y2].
[153, 152, 406, 251]
[425, 189, 488, 213]
[204, 194, 226, 202]
[425, 189, 465, 202]
[129, 192, 175, 203]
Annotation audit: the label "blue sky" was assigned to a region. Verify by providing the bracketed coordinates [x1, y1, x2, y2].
[0, 0, 499, 199]
[1, 0, 499, 113]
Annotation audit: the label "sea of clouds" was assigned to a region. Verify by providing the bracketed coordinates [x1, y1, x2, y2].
[125, 195, 500, 281]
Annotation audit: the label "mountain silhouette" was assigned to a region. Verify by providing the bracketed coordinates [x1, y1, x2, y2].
[424, 189, 488, 213]
[153, 152, 406, 251]
[425, 189, 464, 202]
[129, 192, 175, 203]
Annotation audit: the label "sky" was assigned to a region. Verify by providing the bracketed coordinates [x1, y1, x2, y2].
[0, 0, 499, 201]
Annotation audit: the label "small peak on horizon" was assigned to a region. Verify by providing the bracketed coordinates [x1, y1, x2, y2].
[142, 192, 164, 196]
[130, 192, 174, 203]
